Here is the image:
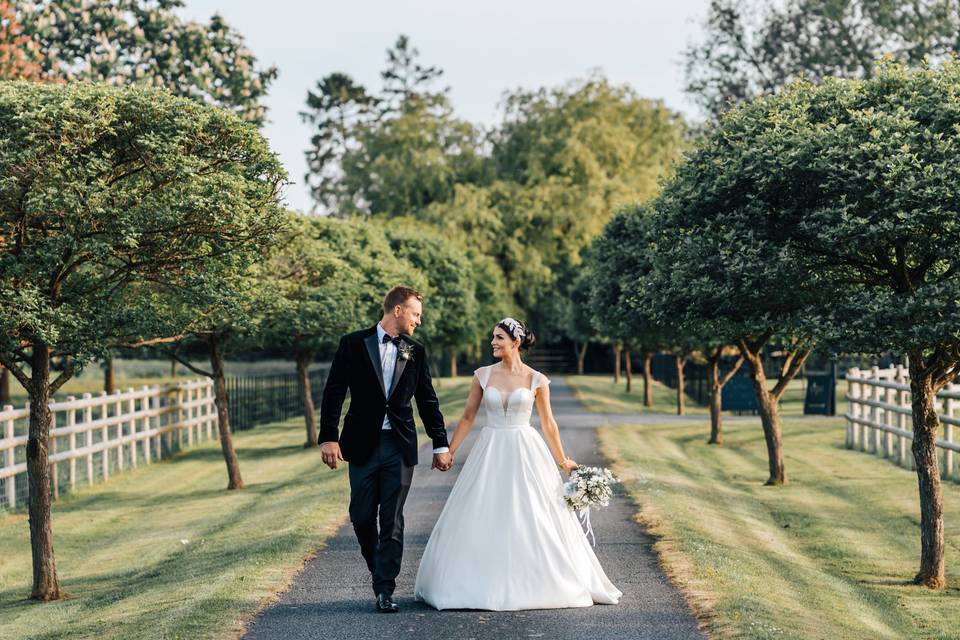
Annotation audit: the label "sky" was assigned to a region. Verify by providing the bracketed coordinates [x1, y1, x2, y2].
[178, 0, 710, 213]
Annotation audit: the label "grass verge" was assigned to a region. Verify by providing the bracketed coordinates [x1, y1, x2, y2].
[0, 376, 472, 640]
[598, 416, 960, 639]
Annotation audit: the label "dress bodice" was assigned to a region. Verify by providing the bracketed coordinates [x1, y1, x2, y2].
[475, 365, 550, 428]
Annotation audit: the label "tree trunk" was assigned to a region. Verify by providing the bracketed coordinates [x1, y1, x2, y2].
[297, 352, 319, 448]
[26, 344, 63, 600]
[613, 344, 622, 384]
[450, 352, 458, 378]
[0, 366, 9, 405]
[208, 336, 244, 490]
[708, 362, 723, 444]
[642, 350, 653, 408]
[170, 358, 177, 378]
[577, 342, 588, 375]
[740, 342, 786, 485]
[675, 354, 685, 416]
[624, 348, 632, 393]
[103, 355, 114, 394]
[908, 353, 946, 589]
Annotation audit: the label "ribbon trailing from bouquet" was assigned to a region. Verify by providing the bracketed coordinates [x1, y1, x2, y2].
[578, 507, 596, 546]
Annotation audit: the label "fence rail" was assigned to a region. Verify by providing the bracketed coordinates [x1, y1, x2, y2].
[0, 366, 330, 512]
[1, 379, 217, 512]
[845, 365, 960, 482]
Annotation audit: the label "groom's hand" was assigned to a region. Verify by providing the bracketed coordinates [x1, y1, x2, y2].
[432, 452, 452, 471]
[320, 442, 343, 470]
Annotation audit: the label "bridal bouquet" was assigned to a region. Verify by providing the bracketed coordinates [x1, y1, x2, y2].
[563, 465, 619, 546]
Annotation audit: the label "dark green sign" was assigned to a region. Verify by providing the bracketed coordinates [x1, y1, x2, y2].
[803, 374, 836, 415]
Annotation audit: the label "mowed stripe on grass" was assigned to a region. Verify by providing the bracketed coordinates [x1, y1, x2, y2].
[0, 375, 471, 640]
[598, 416, 960, 640]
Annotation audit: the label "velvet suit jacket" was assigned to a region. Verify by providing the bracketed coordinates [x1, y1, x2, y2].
[319, 326, 448, 466]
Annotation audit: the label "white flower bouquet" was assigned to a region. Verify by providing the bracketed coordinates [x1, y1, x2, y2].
[562, 465, 619, 545]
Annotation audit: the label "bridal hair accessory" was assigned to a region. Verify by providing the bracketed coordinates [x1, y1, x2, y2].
[499, 317, 525, 340]
[562, 465, 619, 546]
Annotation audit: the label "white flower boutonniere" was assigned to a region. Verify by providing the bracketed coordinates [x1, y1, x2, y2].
[398, 341, 415, 362]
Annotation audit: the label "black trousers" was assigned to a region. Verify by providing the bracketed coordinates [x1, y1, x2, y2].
[348, 430, 414, 596]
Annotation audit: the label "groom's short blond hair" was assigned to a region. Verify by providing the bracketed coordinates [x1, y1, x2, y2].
[383, 286, 423, 313]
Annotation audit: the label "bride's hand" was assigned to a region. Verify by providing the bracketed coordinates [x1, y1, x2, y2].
[559, 458, 578, 474]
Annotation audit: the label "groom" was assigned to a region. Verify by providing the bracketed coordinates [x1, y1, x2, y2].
[319, 285, 452, 613]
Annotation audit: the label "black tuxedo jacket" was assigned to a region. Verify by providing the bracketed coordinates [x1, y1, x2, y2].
[319, 326, 448, 466]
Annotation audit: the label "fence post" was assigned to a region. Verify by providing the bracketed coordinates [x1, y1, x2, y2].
[127, 388, 137, 468]
[83, 393, 94, 485]
[141, 386, 152, 464]
[945, 385, 956, 482]
[3, 406, 14, 509]
[847, 368, 859, 449]
[66, 396, 76, 491]
[50, 409, 58, 501]
[114, 390, 125, 472]
[100, 391, 110, 481]
[206, 380, 214, 440]
[895, 366, 908, 468]
[868, 366, 880, 455]
[884, 385, 895, 459]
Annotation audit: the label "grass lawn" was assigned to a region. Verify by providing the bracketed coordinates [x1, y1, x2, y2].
[597, 414, 960, 639]
[567, 374, 707, 415]
[568, 374, 841, 417]
[0, 376, 472, 640]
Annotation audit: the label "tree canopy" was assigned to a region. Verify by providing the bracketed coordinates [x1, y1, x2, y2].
[17, 0, 277, 124]
[685, 0, 960, 118]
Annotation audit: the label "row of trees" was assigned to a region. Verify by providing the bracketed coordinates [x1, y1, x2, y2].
[586, 60, 960, 590]
[301, 36, 689, 346]
[0, 79, 510, 600]
[0, 3, 517, 603]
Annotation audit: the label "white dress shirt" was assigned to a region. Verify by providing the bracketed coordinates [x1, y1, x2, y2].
[376, 323, 448, 454]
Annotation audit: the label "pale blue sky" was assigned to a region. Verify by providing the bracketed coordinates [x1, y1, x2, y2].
[178, 1, 709, 212]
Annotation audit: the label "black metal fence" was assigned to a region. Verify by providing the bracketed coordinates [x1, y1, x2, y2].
[650, 354, 762, 407]
[226, 366, 329, 431]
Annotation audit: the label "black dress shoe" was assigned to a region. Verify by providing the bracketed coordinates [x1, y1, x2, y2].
[376, 593, 399, 613]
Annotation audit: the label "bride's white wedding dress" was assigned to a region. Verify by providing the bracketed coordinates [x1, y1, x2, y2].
[414, 365, 622, 611]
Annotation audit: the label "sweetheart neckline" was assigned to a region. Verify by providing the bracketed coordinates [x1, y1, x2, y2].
[485, 385, 533, 416]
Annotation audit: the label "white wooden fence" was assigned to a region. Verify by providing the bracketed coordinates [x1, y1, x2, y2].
[845, 366, 960, 481]
[0, 378, 217, 511]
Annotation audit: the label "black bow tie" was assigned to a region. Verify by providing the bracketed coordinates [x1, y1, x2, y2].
[382, 333, 402, 346]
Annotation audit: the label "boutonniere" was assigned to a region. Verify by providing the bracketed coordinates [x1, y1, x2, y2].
[398, 341, 415, 362]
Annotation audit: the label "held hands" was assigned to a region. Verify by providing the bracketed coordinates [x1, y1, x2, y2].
[320, 442, 343, 470]
[432, 451, 453, 472]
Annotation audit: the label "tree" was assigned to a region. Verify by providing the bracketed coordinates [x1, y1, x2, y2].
[309, 217, 428, 321]
[685, 0, 960, 119]
[698, 60, 960, 588]
[0, 1, 45, 80]
[385, 221, 479, 375]
[0, 82, 285, 600]
[379, 34, 448, 115]
[302, 35, 488, 217]
[301, 73, 378, 212]
[646, 139, 817, 485]
[262, 213, 364, 446]
[488, 75, 688, 323]
[587, 206, 675, 404]
[164, 263, 286, 490]
[18, 0, 277, 125]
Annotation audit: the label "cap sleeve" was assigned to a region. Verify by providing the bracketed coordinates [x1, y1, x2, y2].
[474, 365, 492, 389]
[532, 370, 551, 391]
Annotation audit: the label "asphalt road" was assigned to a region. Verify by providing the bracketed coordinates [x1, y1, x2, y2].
[243, 379, 706, 640]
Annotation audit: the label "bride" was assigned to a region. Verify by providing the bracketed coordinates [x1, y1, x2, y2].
[414, 317, 622, 611]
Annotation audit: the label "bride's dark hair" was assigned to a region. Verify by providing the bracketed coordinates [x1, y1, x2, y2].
[497, 318, 536, 351]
